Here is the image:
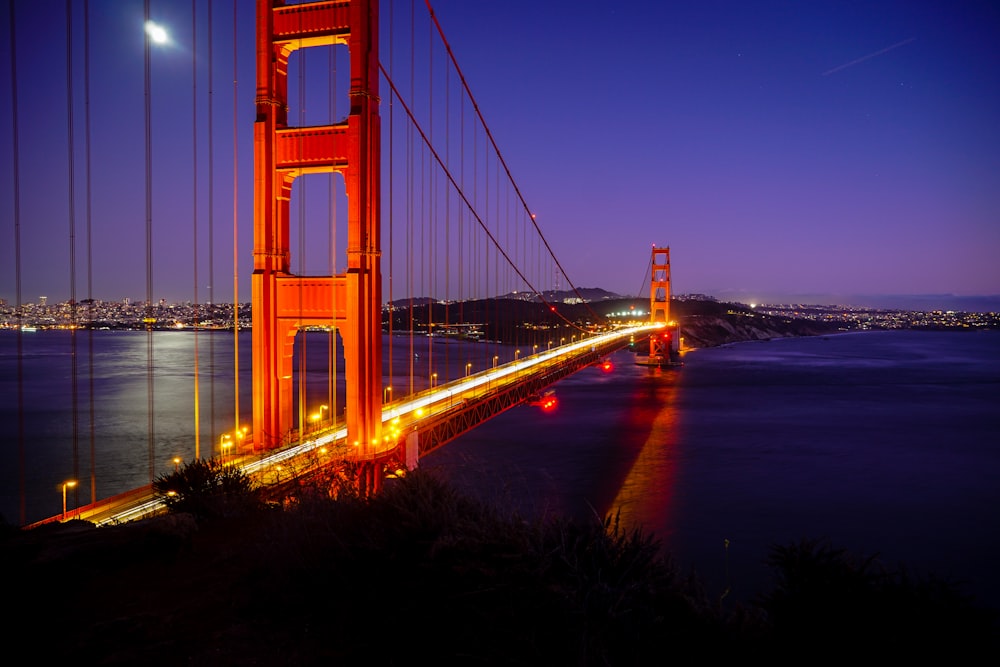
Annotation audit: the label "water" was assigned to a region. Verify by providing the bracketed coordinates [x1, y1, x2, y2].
[2, 328, 998, 612]
[0, 328, 516, 524]
[422, 330, 1000, 609]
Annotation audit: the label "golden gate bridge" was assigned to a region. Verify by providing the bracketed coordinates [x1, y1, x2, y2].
[2, 0, 674, 526]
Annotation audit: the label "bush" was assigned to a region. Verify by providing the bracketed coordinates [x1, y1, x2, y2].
[152, 457, 259, 519]
[757, 537, 999, 658]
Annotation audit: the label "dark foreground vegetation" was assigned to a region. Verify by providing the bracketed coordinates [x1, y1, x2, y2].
[3, 465, 997, 665]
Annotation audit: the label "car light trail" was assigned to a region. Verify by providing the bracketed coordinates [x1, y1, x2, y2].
[95, 323, 660, 526]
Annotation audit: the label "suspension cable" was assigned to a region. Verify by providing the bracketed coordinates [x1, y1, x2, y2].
[84, 0, 97, 504]
[191, 0, 201, 463]
[422, 1, 605, 326]
[636, 247, 654, 299]
[379, 63, 589, 333]
[143, 0, 156, 483]
[231, 0, 240, 450]
[65, 0, 80, 507]
[9, 0, 26, 525]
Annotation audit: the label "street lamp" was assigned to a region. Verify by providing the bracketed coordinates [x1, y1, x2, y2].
[220, 433, 232, 464]
[61, 480, 77, 521]
[384, 386, 392, 403]
[173, 457, 182, 471]
[466, 362, 472, 377]
[533, 344, 538, 355]
[431, 372, 438, 388]
[547, 340, 552, 351]
[515, 349, 520, 361]
[493, 355, 499, 368]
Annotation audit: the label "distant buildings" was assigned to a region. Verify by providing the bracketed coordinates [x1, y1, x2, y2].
[1, 297, 997, 332]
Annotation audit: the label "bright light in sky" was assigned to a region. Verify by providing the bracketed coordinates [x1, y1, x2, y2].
[144, 21, 168, 45]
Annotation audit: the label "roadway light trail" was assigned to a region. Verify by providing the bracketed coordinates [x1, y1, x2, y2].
[92, 323, 660, 526]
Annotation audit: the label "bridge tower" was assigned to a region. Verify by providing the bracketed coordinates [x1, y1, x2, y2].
[252, 0, 382, 479]
[649, 245, 678, 361]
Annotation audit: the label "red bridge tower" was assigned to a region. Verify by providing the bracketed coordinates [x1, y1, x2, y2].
[252, 0, 383, 483]
[649, 246, 679, 362]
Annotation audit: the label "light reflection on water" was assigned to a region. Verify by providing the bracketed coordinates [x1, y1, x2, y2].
[605, 369, 681, 540]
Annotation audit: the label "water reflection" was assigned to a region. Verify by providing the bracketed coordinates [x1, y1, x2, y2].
[602, 367, 682, 537]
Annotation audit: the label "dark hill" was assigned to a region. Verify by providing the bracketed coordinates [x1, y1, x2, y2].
[385, 297, 844, 348]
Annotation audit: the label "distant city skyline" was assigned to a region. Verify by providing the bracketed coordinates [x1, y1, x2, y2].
[5, 289, 999, 315]
[2, 1, 998, 310]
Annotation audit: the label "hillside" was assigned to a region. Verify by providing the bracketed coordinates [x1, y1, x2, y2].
[384, 297, 845, 349]
[672, 301, 845, 349]
[3, 471, 995, 664]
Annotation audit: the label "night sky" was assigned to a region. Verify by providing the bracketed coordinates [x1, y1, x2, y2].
[2, 1, 998, 309]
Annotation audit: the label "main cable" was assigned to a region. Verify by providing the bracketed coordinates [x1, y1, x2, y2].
[379, 64, 589, 333]
[422, 1, 605, 327]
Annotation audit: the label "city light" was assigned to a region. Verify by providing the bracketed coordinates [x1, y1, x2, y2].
[61, 480, 77, 520]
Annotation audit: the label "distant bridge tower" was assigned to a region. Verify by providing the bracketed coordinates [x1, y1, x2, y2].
[252, 0, 382, 479]
[649, 245, 678, 361]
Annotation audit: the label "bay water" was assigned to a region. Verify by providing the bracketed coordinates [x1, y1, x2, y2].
[2, 328, 997, 610]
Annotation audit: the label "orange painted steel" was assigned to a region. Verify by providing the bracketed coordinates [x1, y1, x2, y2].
[252, 0, 382, 460]
[649, 246, 671, 360]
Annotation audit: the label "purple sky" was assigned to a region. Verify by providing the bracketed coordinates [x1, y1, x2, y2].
[2, 1, 998, 309]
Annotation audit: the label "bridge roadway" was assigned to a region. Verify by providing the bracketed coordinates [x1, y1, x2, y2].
[43, 323, 661, 527]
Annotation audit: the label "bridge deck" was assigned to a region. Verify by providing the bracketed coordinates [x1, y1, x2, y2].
[34, 325, 659, 527]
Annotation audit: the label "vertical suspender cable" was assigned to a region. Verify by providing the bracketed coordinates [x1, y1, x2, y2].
[84, 0, 97, 503]
[334, 46, 342, 423]
[458, 90, 463, 348]
[208, 3, 216, 458]
[191, 0, 201, 463]
[8, 1, 26, 525]
[232, 0, 240, 447]
[143, 0, 156, 483]
[387, 0, 394, 402]
[425, 2, 603, 329]
[297, 37, 306, 443]
[65, 0, 81, 507]
[446, 60, 454, 373]
[426, 18, 434, 381]
[407, 0, 414, 396]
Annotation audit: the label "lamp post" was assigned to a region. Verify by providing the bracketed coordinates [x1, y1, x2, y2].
[62, 480, 77, 521]
[431, 372, 438, 388]
[173, 457, 181, 472]
[493, 355, 499, 369]
[220, 433, 232, 464]
[515, 349, 520, 361]
[547, 340, 552, 351]
[533, 344, 538, 355]
[384, 386, 392, 403]
[466, 362, 472, 377]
